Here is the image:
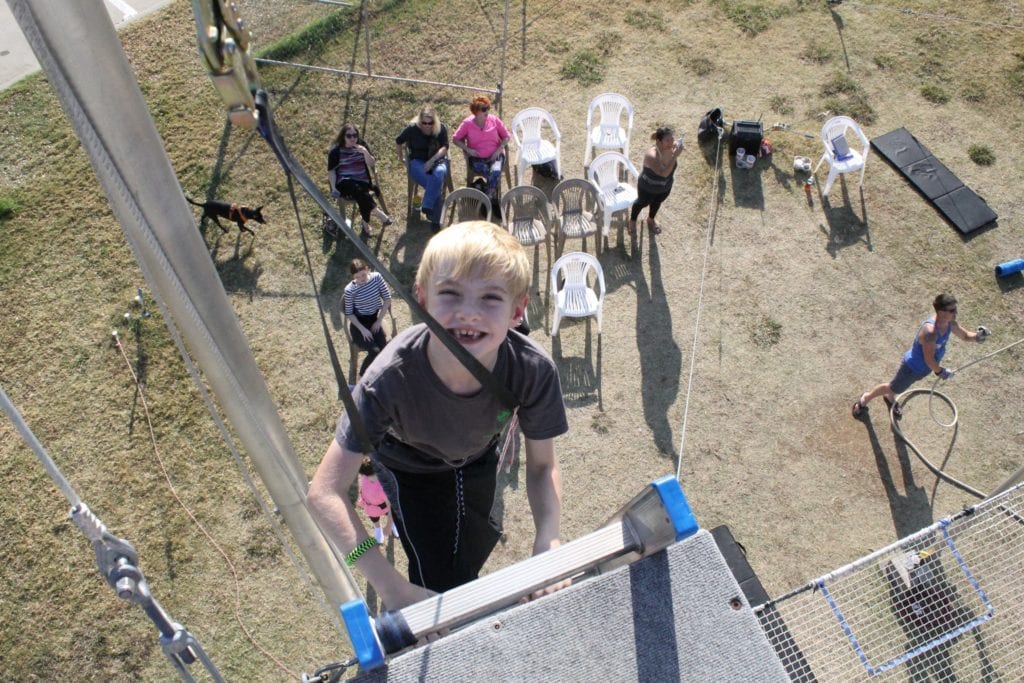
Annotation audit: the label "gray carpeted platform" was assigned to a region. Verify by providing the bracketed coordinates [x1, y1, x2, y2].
[871, 127, 997, 234]
[353, 530, 789, 682]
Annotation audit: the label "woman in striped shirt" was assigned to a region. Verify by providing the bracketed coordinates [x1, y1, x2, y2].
[344, 258, 392, 376]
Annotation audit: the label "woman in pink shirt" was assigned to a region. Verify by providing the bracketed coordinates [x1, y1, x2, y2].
[452, 94, 510, 200]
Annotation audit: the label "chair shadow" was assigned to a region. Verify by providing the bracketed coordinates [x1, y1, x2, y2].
[634, 234, 681, 459]
[818, 180, 872, 258]
[550, 322, 602, 410]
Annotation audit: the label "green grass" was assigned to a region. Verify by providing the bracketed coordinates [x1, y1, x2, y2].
[713, 0, 799, 35]
[769, 95, 794, 116]
[687, 56, 715, 77]
[802, 41, 833, 64]
[968, 144, 995, 165]
[821, 72, 876, 124]
[0, 195, 18, 220]
[961, 82, 987, 103]
[560, 49, 606, 86]
[624, 8, 665, 28]
[920, 83, 950, 104]
[751, 316, 782, 348]
[1007, 52, 1024, 96]
[258, 7, 355, 61]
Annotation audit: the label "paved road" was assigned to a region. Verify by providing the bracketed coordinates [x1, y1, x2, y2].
[1, 0, 170, 90]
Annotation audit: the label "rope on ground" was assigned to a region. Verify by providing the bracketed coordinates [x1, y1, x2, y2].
[139, 280, 344, 636]
[890, 335, 1024, 499]
[112, 331, 300, 681]
[675, 132, 724, 480]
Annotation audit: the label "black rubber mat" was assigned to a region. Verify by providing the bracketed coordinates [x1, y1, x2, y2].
[871, 128, 997, 234]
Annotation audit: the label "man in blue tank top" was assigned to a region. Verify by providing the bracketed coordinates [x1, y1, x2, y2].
[853, 293, 990, 419]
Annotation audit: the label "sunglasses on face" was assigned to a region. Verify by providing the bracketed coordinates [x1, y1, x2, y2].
[419, 119, 433, 125]
[478, 106, 489, 112]
[944, 307, 957, 314]
[345, 133, 358, 139]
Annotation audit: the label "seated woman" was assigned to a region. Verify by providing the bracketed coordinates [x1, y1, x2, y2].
[629, 126, 683, 236]
[343, 258, 391, 378]
[395, 105, 449, 234]
[452, 95, 510, 201]
[328, 124, 393, 240]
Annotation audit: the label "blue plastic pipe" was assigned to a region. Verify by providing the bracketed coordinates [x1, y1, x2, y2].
[994, 258, 1024, 277]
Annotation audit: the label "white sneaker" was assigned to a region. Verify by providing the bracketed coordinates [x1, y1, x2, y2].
[374, 527, 385, 544]
[391, 523, 400, 539]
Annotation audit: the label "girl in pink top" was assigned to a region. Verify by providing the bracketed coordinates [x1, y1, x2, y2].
[453, 94, 510, 200]
[358, 458, 396, 543]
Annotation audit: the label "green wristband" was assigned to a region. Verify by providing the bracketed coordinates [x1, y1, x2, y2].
[345, 537, 379, 567]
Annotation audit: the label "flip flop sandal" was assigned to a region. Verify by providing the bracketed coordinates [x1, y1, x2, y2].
[883, 397, 903, 420]
[851, 400, 867, 418]
[650, 223, 663, 235]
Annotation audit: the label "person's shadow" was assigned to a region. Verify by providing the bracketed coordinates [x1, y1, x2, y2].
[862, 417, 934, 539]
[635, 233, 681, 459]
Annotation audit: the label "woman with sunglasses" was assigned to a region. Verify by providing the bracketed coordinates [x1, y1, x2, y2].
[396, 105, 449, 233]
[452, 95, 510, 202]
[328, 124, 393, 240]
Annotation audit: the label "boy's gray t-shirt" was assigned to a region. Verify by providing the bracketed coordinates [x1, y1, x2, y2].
[336, 324, 568, 473]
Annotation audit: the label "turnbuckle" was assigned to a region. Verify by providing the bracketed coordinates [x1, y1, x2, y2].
[192, 0, 260, 128]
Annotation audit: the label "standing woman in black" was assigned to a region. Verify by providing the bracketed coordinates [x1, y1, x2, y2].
[629, 127, 683, 236]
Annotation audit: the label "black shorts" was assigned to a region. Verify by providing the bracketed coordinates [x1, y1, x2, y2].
[372, 443, 501, 592]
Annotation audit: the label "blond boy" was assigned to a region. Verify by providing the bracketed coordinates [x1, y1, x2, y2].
[308, 221, 567, 610]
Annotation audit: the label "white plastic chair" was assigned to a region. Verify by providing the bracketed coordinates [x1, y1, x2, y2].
[584, 93, 634, 169]
[551, 178, 600, 256]
[587, 151, 639, 236]
[500, 185, 551, 263]
[550, 252, 605, 336]
[813, 115, 869, 198]
[510, 107, 562, 184]
[441, 187, 492, 228]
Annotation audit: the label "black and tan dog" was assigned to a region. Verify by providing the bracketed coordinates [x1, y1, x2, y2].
[187, 197, 265, 236]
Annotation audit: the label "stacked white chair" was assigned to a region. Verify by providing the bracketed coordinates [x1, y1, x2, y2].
[550, 252, 605, 336]
[583, 93, 634, 169]
[551, 178, 600, 257]
[441, 187, 492, 228]
[587, 151, 639, 236]
[510, 107, 562, 184]
[813, 115, 869, 198]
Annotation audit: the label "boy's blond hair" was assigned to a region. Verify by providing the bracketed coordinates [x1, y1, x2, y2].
[416, 221, 530, 299]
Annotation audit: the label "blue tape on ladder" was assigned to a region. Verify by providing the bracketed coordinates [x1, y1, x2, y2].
[340, 599, 386, 670]
[651, 475, 699, 541]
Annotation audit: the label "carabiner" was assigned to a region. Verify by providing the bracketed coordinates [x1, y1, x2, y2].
[191, 0, 260, 128]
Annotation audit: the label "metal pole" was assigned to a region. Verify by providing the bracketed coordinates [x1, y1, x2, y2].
[498, 0, 509, 117]
[362, 0, 372, 76]
[521, 0, 526, 65]
[255, 58, 500, 95]
[8, 0, 360, 630]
